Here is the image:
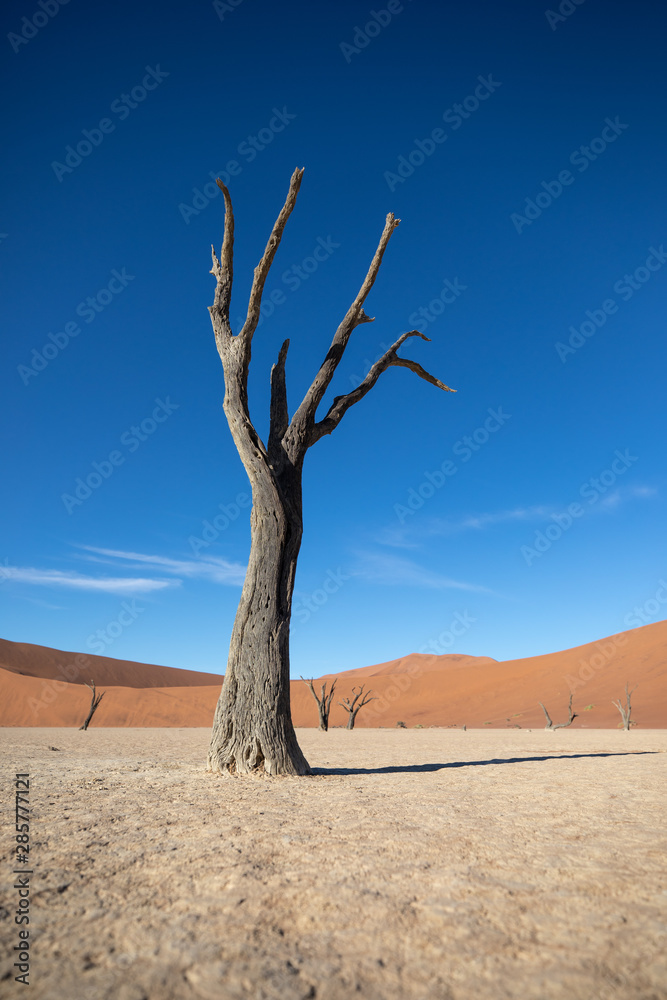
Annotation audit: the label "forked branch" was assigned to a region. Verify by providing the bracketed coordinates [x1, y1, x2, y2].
[301, 676, 337, 732]
[338, 684, 378, 730]
[612, 682, 637, 730]
[209, 167, 303, 350]
[78, 680, 105, 731]
[539, 693, 577, 730]
[208, 170, 454, 475]
[289, 212, 400, 439]
[309, 330, 455, 445]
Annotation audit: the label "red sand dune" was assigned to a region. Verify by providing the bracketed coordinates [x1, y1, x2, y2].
[0, 620, 665, 729]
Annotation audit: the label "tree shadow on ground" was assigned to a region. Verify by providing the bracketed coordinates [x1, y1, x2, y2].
[310, 750, 661, 776]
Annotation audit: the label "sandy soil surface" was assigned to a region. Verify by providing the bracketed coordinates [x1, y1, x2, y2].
[2, 728, 666, 1000]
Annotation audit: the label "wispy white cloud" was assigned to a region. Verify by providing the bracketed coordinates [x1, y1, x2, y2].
[377, 507, 555, 547]
[449, 507, 555, 531]
[594, 484, 657, 512]
[351, 551, 492, 593]
[2, 566, 175, 595]
[378, 486, 657, 547]
[78, 546, 247, 586]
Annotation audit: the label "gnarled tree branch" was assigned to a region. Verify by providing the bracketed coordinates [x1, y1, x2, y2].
[301, 676, 337, 731]
[240, 167, 304, 345]
[612, 682, 637, 730]
[286, 212, 400, 446]
[539, 693, 577, 730]
[308, 330, 455, 445]
[209, 180, 235, 340]
[209, 172, 304, 485]
[338, 684, 378, 730]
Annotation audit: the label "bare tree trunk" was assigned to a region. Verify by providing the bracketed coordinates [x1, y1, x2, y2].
[612, 682, 637, 730]
[301, 677, 337, 731]
[79, 680, 105, 731]
[339, 686, 377, 730]
[205, 169, 453, 776]
[208, 486, 311, 775]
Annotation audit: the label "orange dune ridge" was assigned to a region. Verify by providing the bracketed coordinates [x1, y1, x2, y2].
[0, 620, 665, 729]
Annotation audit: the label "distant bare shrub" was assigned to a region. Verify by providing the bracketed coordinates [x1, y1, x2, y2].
[612, 682, 637, 730]
[539, 693, 577, 730]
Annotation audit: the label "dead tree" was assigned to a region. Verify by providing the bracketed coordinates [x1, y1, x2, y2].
[539, 693, 577, 730]
[338, 685, 378, 730]
[612, 682, 637, 730]
[78, 680, 105, 731]
[301, 677, 337, 731]
[205, 168, 454, 776]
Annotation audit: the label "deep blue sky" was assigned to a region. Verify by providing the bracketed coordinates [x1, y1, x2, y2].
[2, 0, 666, 675]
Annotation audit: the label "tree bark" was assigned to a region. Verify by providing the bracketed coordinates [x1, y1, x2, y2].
[207, 481, 311, 775]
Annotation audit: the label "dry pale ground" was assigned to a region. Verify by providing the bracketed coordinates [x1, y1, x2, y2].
[2, 728, 666, 1000]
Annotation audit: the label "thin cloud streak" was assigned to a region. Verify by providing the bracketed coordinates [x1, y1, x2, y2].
[3, 566, 176, 595]
[352, 552, 492, 594]
[78, 546, 247, 586]
[378, 486, 657, 547]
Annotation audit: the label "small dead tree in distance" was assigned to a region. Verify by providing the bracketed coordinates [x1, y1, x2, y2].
[338, 685, 378, 730]
[79, 680, 105, 731]
[612, 682, 637, 730]
[205, 168, 455, 776]
[539, 693, 577, 730]
[301, 676, 337, 731]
